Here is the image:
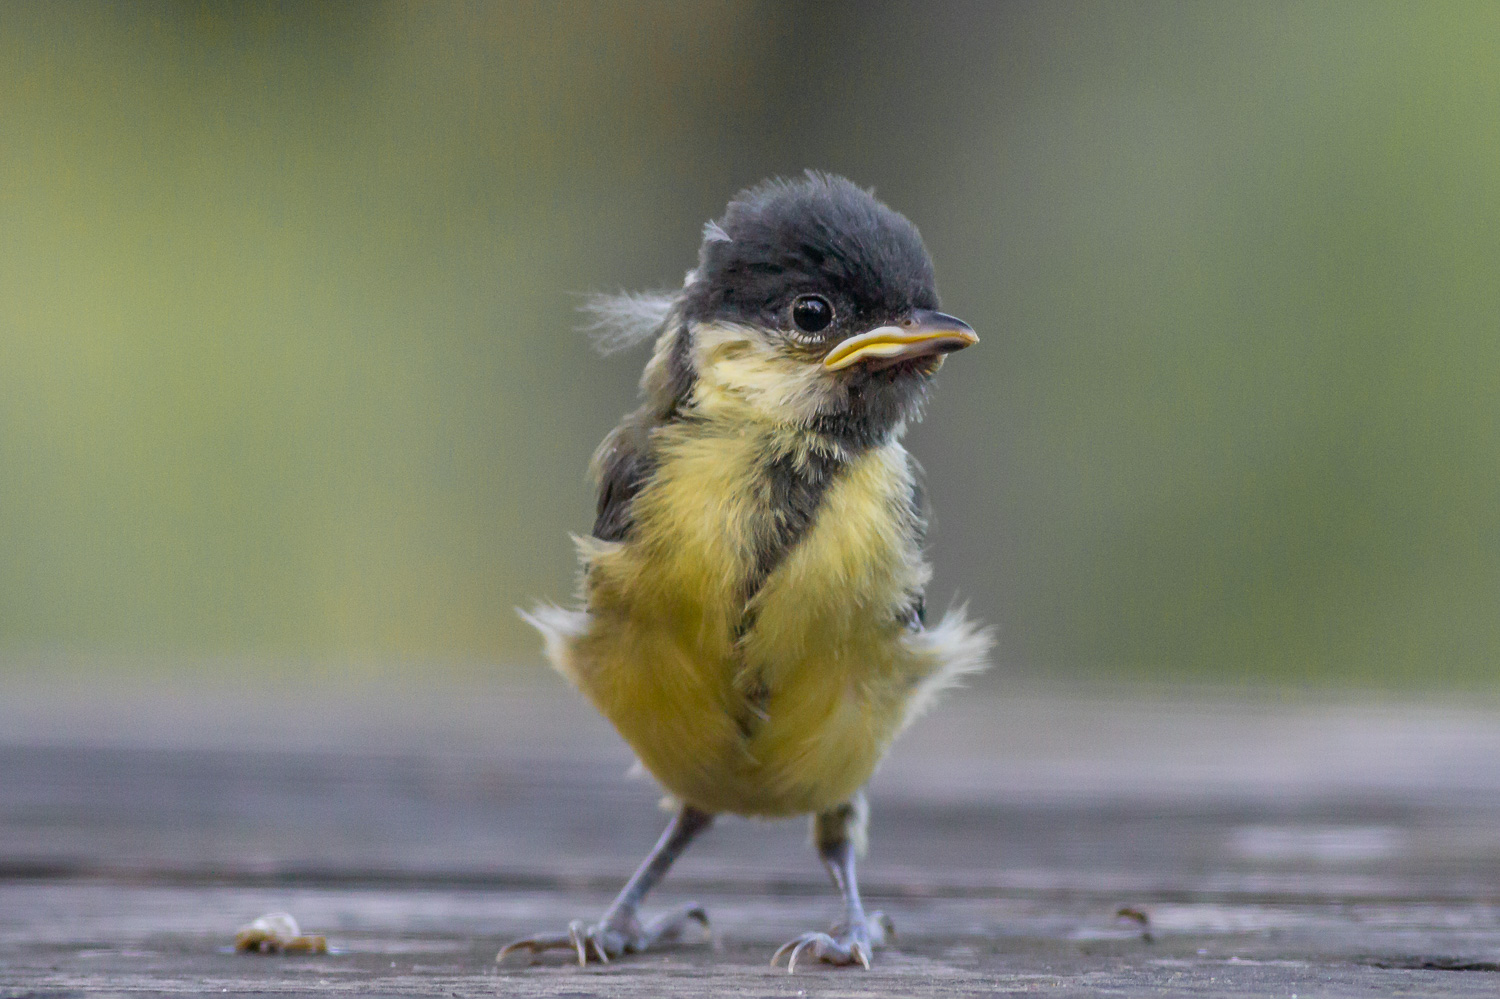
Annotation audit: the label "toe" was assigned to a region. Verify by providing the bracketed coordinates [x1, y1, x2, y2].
[496, 929, 574, 964]
[501, 908, 711, 966]
[771, 933, 812, 968]
[772, 932, 842, 973]
[787, 934, 827, 973]
[772, 917, 887, 972]
[566, 920, 590, 966]
[642, 902, 709, 947]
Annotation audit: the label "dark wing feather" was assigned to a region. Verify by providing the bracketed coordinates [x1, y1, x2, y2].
[590, 322, 696, 542]
[901, 455, 930, 630]
[591, 419, 657, 543]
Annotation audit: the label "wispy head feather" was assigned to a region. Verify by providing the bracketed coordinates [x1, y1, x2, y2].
[579, 291, 675, 355]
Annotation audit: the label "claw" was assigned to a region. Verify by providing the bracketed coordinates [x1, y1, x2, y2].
[787, 936, 817, 974]
[502, 903, 711, 966]
[772, 916, 885, 972]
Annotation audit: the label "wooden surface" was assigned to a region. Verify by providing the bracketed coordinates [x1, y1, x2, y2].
[4, 673, 1500, 996]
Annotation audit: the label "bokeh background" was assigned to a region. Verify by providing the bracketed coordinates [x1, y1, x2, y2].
[2, 1, 1497, 690]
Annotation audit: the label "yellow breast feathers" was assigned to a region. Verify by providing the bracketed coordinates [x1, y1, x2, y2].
[525, 422, 989, 817]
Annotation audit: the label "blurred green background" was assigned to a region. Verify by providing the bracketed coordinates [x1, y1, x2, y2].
[1, 1, 1496, 688]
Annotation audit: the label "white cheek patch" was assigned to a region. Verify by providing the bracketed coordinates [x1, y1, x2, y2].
[689, 323, 839, 424]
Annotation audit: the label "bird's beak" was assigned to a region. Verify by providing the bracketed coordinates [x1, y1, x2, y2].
[822, 310, 979, 371]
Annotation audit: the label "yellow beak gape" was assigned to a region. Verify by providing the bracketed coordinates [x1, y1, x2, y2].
[822, 314, 979, 371]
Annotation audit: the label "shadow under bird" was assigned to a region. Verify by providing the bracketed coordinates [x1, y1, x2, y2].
[503, 173, 991, 972]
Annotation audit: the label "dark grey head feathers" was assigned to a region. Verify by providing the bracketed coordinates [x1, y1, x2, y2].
[682, 172, 940, 341]
[584, 172, 960, 452]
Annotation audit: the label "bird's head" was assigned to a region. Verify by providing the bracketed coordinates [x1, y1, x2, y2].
[607, 173, 977, 448]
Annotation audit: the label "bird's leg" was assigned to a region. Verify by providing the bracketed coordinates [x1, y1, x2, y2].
[498, 803, 714, 966]
[772, 790, 893, 972]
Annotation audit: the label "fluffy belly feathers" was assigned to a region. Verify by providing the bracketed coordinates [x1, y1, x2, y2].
[527, 431, 982, 817]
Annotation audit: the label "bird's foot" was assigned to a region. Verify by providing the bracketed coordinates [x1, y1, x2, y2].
[497, 902, 709, 966]
[770, 911, 893, 972]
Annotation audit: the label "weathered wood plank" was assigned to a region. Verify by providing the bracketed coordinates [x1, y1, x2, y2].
[3, 676, 1500, 995]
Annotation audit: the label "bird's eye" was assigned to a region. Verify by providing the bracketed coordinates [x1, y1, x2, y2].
[791, 295, 834, 334]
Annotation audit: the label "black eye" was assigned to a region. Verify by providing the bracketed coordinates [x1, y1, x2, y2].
[791, 294, 833, 334]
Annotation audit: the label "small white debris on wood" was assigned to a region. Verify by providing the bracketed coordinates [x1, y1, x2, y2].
[234, 912, 327, 954]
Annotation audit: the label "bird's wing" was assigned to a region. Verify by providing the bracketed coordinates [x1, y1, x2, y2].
[591, 417, 658, 543]
[901, 455, 930, 630]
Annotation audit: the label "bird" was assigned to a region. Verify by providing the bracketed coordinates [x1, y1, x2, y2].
[501, 172, 992, 972]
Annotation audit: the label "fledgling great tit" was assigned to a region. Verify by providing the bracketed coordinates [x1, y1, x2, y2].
[502, 172, 992, 972]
